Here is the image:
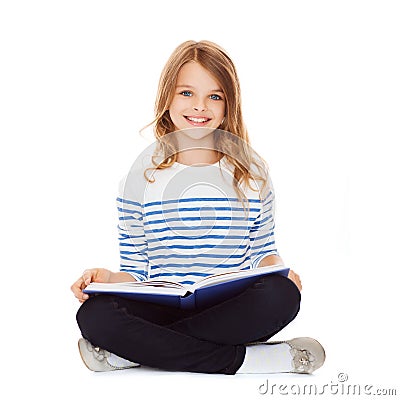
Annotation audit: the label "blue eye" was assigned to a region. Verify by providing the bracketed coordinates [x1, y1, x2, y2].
[210, 94, 222, 100]
[180, 90, 192, 97]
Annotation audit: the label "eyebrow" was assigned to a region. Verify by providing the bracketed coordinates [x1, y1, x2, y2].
[176, 84, 224, 93]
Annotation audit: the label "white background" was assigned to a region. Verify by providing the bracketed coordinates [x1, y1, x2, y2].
[1, 1, 399, 398]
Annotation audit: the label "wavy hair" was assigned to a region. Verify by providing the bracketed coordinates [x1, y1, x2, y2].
[141, 40, 270, 214]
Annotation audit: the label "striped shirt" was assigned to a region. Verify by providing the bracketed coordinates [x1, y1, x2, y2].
[117, 156, 278, 286]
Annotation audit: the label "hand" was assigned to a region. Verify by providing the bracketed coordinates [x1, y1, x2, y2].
[70, 268, 112, 303]
[288, 269, 302, 292]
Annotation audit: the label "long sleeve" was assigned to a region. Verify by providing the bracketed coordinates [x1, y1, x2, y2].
[248, 184, 279, 269]
[116, 176, 149, 282]
[114, 156, 280, 285]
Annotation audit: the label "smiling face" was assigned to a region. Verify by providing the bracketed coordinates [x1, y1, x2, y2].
[168, 61, 226, 131]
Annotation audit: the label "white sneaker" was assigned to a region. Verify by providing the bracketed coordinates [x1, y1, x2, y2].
[78, 338, 140, 372]
[269, 337, 326, 373]
[248, 337, 326, 374]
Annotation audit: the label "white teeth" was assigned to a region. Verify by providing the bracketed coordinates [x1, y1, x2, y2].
[186, 116, 208, 123]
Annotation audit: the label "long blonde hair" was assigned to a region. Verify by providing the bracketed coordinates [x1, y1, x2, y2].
[142, 40, 270, 214]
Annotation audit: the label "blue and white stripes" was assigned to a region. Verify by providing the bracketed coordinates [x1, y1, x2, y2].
[117, 159, 278, 285]
[117, 197, 148, 282]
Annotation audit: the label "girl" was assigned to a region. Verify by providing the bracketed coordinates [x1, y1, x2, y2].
[71, 40, 325, 375]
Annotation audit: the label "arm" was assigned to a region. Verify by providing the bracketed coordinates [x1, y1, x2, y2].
[250, 170, 302, 291]
[116, 174, 149, 282]
[109, 271, 137, 283]
[257, 254, 284, 267]
[249, 186, 279, 268]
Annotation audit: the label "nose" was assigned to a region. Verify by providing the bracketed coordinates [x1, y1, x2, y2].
[192, 99, 207, 112]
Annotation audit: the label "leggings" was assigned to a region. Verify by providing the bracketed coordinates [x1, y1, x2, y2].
[76, 274, 301, 375]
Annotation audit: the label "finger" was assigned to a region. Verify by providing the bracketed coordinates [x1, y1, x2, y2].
[78, 295, 88, 303]
[81, 270, 91, 286]
[71, 276, 91, 302]
[79, 275, 91, 299]
[80, 272, 92, 301]
[70, 277, 83, 295]
[71, 278, 84, 298]
[82, 269, 96, 285]
[76, 291, 89, 302]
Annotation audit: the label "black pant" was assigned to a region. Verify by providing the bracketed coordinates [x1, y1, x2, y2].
[76, 274, 301, 375]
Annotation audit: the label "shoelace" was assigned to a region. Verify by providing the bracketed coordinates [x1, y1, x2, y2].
[86, 342, 111, 362]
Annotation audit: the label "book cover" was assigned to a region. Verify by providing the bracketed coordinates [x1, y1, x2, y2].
[83, 264, 290, 309]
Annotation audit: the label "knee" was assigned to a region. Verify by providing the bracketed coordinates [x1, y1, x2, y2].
[253, 274, 301, 321]
[76, 295, 119, 344]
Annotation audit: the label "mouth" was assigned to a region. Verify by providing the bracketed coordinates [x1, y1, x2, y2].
[184, 116, 211, 126]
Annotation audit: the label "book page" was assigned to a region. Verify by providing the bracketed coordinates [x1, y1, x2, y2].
[84, 280, 187, 296]
[88, 280, 185, 289]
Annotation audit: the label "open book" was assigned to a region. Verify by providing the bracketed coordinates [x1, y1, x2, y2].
[83, 264, 290, 309]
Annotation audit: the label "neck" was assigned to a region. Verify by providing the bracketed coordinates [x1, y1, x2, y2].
[176, 149, 221, 166]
